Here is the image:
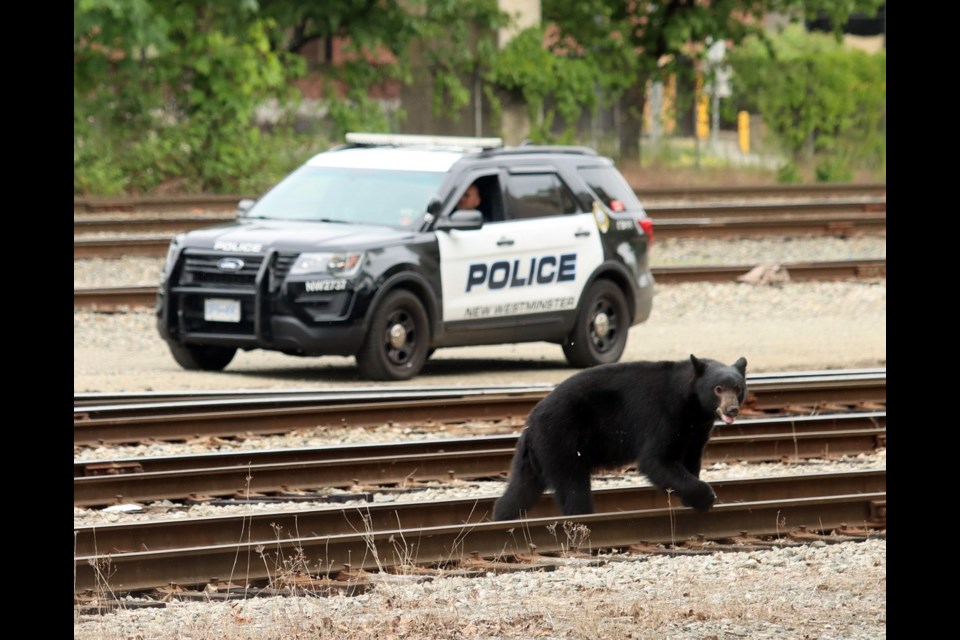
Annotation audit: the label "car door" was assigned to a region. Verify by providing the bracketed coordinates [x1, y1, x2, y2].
[437, 167, 603, 327]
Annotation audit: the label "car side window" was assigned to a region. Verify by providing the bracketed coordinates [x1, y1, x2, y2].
[502, 173, 580, 221]
[577, 166, 644, 212]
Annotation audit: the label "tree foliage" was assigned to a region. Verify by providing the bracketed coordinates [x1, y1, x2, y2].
[728, 24, 885, 180]
[75, 0, 307, 195]
[75, 0, 886, 195]
[538, 0, 884, 160]
[488, 28, 605, 143]
[75, 0, 507, 194]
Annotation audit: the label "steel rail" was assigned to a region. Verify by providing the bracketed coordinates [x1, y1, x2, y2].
[74, 237, 169, 259]
[73, 259, 887, 310]
[73, 373, 886, 446]
[651, 212, 886, 239]
[73, 412, 885, 507]
[73, 470, 886, 594]
[73, 198, 886, 235]
[73, 393, 539, 446]
[73, 370, 887, 416]
[74, 411, 885, 477]
[75, 469, 885, 556]
[74, 286, 158, 309]
[74, 383, 558, 407]
[72, 183, 887, 214]
[646, 199, 885, 218]
[633, 182, 886, 201]
[71, 368, 887, 407]
[651, 259, 886, 284]
[73, 214, 887, 260]
[75, 384, 555, 421]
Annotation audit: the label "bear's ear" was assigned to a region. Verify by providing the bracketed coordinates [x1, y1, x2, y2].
[733, 357, 747, 376]
[690, 354, 706, 376]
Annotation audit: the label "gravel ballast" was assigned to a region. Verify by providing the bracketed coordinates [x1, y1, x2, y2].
[74, 539, 886, 640]
[73, 235, 887, 638]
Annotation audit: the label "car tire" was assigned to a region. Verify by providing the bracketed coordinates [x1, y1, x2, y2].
[356, 289, 431, 381]
[562, 279, 630, 368]
[167, 342, 237, 371]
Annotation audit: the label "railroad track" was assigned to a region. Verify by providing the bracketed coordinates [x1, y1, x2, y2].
[74, 410, 885, 507]
[73, 198, 887, 259]
[72, 183, 887, 214]
[73, 258, 887, 310]
[73, 198, 886, 235]
[73, 372, 887, 602]
[73, 212, 887, 259]
[73, 369, 886, 445]
[74, 468, 886, 598]
[72, 368, 885, 406]
[73, 215, 887, 258]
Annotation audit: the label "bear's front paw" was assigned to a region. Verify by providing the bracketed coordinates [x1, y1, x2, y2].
[682, 482, 716, 511]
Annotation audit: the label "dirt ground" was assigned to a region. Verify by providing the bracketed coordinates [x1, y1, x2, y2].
[74, 310, 885, 393]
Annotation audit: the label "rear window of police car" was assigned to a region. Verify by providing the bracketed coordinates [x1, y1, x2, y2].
[578, 167, 643, 213]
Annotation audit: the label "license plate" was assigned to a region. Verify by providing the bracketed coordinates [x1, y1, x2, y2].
[204, 298, 241, 323]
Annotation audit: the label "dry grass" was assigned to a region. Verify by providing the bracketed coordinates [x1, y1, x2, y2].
[74, 536, 886, 639]
[619, 162, 778, 189]
[612, 133, 883, 188]
[75, 493, 886, 640]
[617, 160, 882, 190]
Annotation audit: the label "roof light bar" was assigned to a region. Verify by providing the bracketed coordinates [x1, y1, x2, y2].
[345, 132, 503, 150]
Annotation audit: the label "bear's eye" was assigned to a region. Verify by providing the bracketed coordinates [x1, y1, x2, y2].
[714, 385, 723, 395]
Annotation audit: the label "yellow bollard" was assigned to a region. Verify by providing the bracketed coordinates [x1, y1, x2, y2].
[696, 96, 710, 141]
[738, 111, 750, 153]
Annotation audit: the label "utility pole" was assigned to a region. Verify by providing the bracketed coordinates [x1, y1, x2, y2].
[705, 38, 731, 155]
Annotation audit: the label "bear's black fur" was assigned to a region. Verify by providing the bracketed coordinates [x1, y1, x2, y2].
[492, 354, 748, 520]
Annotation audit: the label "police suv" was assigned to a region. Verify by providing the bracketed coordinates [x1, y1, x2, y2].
[156, 133, 655, 380]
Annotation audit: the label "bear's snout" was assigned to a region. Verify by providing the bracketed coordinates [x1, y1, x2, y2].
[718, 405, 739, 424]
[715, 388, 742, 424]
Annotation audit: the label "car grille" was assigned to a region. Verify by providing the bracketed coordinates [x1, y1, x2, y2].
[176, 251, 299, 288]
[178, 251, 264, 287]
[172, 250, 303, 337]
[274, 253, 297, 281]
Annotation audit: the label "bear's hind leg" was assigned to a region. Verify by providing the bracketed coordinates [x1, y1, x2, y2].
[493, 474, 546, 521]
[552, 473, 595, 516]
[493, 435, 547, 521]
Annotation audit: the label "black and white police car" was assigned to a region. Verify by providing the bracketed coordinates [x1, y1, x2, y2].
[156, 132, 655, 380]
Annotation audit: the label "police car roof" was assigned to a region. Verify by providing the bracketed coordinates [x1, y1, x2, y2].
[306, 132, 601, 172]
[306, 146, 467, 173]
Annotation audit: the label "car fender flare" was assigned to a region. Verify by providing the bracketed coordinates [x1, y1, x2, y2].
[360, 270, 441, 340]
[571, 260, 638, 327]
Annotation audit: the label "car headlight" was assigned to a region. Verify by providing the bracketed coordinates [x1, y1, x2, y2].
[290, 251, 365, 277]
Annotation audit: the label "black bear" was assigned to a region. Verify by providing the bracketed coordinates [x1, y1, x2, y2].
[492, 354, 748, 520]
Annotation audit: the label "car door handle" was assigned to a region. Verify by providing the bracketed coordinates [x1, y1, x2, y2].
[574, 229, 591, 237]
[497, 238, 515, 246]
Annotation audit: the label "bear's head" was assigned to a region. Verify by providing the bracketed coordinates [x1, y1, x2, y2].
[690, 354, 748, 424]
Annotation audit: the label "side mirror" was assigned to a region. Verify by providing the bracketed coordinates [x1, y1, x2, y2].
[427, 198, 443, 217]
[237, 198, 256, 217]
[435, 209, 484, 231]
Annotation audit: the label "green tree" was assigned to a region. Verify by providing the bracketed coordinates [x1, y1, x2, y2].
[75, 1, 886, 195]
[257, 0, 507, 138]
[728, 24, 885, 180]
[488, 27, 609, 143]
[75, 0, 303, 195]
[539, 0, 885, 160]
[75, 0, 509, 194]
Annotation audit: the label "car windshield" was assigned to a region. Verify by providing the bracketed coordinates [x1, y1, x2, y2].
[247, 165, 446, 228]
